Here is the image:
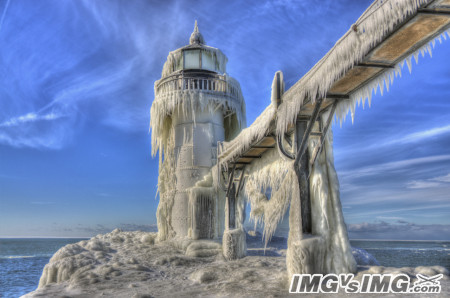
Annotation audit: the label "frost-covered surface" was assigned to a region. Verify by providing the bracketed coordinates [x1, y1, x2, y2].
[151, 44, 246, 241]
[219, 0, 450, 164]
[218, 103, 276, 168]
[233, 111, 356, 275]
[284, 124, 356, 276]
[25, 230, 449, 298]
[277, 0, 448, 133]
[214, 0, 450, 276]
[244, 149, 294, 246]
[222, 228, 247, 260]
[352, 247, 380, 266]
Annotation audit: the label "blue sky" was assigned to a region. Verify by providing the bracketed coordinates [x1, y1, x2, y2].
[0, 0, 449, 239]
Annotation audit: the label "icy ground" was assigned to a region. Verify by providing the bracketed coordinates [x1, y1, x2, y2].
[24, 229, 449, 297]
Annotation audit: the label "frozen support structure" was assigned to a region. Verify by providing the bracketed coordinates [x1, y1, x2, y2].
[286, 93, 356, 276]
[222, 165, 246, 260]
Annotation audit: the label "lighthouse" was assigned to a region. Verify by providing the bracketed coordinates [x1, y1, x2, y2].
[150, 22, 246, 240]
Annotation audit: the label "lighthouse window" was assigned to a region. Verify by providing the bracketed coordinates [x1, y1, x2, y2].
[201, 51, 215, 71]
[184, 50, 200, 69]
[174, 56, 183, 71]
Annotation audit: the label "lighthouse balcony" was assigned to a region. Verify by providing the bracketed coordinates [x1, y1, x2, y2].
[155, 70, 242, 100]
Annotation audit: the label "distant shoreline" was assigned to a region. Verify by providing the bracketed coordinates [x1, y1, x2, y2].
[350, 239, 450, 242]
[1, 236, 449, 241]
[0, 237, 90, 239]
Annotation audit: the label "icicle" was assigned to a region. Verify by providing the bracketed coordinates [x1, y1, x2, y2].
[351, 101, 356, 124]
[413, 51, 419, 64]
[379, 79, 384, 96]
[427, 44, 432, 58]
[220, 0, 448, 169]
[406, 57, 412, 74]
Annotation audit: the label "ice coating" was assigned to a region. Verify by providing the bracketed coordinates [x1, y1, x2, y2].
[150, 23, 246, 241]
[27, 1, 450, 295]
[27, 229, 449, 297]
[219, 0, 450, 165]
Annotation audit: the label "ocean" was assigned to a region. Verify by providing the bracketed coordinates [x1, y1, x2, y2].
[0, 238, 449, 297]
[0, 238, 87, 298]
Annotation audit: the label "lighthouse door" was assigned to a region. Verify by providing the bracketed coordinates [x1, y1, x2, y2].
[197, 196, 214, 239]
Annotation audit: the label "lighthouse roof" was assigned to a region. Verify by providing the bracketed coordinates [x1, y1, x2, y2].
[160, 21, 228, 78]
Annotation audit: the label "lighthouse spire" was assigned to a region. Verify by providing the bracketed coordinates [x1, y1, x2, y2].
[190, 20, 205, 45]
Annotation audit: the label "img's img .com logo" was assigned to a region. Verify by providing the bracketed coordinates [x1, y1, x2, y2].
[289, 273, 443, 294]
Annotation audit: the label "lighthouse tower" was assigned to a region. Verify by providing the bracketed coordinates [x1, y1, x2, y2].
[150, 22, 246, 240]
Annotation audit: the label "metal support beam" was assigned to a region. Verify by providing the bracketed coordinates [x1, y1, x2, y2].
[325, 93, 349, 100]
[358, 62, 394, 69]
[310, 100, 338, 166]
[252, 145, 275, 149]
[235, 166, 246, 197]
[277, 133, 295, 160]
[225, 164, 237, 230]
[418, 8, 450, 15]
[294, 121, 312, 235]
[241, 155, 261, 159]
[231, 161, 251, 165]
[226, 164, 236, 198]
[228, 183, 236, 229]
[294, 97, 324, 168]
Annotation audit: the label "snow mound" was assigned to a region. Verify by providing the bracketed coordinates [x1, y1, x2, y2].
[26, 231, 450, 297]
[37, 229, 158, 289]
[185, 240, 222, 258]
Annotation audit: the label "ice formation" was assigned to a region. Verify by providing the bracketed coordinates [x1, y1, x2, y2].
[150, 23, 246, 241]
[153, 0, 450, 279]
[215, 0, 450, 276]
[217, 0, 449, 164]
[25, 1, 450, 296]
[38, 229, 158, 289]
[27, 229, 449, 297]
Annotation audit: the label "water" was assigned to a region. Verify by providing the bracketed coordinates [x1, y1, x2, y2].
[0, 238, 449, 297]
[350, 239, 450, 271]
[0, 238, 87, 298]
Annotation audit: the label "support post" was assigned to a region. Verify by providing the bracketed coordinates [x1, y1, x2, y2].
[228, 183, 236, 229]
[294, 121, 311, 235]
[293, 97, 322, 235]
[223, 176, 246, 260]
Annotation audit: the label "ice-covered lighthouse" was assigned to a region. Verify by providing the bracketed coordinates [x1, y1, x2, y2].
[150, 22, 246, 241]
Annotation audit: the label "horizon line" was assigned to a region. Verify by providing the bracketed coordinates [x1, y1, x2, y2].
[1, 236, 449, 242]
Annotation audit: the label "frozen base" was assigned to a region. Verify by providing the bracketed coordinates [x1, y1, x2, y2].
[24, 230, 449, 297]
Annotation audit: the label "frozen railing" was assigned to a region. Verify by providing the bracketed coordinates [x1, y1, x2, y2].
[155, 71, 241, 98]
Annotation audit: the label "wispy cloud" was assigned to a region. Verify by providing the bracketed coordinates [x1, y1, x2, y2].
[339, 155, 450, 179]
[406, 180, 442, 189]
[0, 112, 64, 127]
[406, 172, 450, 189]
[432, 173, 450, 183]
[74, 223, 157, 236]
[345, 203, 450, 218]
[348, 220, 450, 240]
[0, 0, 10, 33]
[0, 1, 161, 150]
[380, 124, 450, 146]
[376, 216, 404, 221]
